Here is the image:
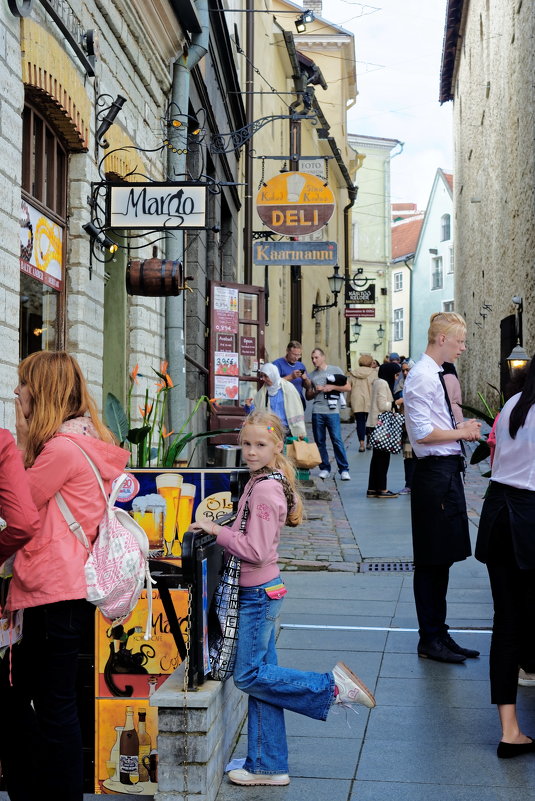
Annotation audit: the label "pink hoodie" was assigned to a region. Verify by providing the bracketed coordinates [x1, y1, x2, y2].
[216, 474, 288, 586]
[8, 429, 129, 610]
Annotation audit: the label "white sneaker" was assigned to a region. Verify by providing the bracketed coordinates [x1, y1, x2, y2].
[519, 668, 535, 686]
[332, 662, 376, 708]
[340, 471, 351, 481]
[318, 469, 330, 480]
[228, 768, 290, 786]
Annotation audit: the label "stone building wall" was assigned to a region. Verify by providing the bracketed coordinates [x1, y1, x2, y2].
[451, 0, 535, 403]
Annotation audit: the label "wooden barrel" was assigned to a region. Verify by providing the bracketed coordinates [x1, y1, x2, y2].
[126, 258, 183, 296]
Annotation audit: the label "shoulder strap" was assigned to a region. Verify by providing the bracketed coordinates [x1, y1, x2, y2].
[239, 473, 286, 532]
[59, 437, 108, 502]
[55, 491, 90, 550]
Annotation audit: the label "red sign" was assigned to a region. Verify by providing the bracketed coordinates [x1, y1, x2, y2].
[217, 334, 235, 352]
[344, 307, 376, 318]
[240, 336, 256, 355]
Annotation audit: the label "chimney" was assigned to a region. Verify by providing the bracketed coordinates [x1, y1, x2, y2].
[307, 1, 322, 17]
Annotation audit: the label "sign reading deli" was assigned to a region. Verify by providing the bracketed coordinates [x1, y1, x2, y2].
[108, 183, 206, 229]
[253, 241, 337, 266]
[256, 172, 335, 236]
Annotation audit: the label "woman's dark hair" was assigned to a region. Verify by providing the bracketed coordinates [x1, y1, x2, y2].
[509, 356, 535, 439]
[441, 361, 458, 377]
[378, 362, 400, 393]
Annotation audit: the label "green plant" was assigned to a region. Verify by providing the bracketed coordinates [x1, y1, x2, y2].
[460, 384, 503, 474]
[105, 362, 237, 467]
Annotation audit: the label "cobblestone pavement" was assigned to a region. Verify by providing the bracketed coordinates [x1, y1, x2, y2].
[279, 426, 491, 572]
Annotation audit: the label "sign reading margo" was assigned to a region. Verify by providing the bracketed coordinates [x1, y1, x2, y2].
[108, 183, 206, 229]
[256, 172, 335, 236]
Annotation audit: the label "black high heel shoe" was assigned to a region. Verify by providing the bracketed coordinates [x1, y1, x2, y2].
[497, 737, 535, 758]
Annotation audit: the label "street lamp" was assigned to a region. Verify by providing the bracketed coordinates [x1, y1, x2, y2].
[311, 264, 344, 318]
[351, 318, 362, 342]
[295, 9, 315, 32]
[376, 323, 385, 341]
[506, 343, 530, 378]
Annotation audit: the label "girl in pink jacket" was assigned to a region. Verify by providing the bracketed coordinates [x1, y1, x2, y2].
[191, 411, 376, 788]
[0, 351, 129, 801]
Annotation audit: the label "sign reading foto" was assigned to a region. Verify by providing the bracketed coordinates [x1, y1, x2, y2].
[108, 183, 206, 229]
[253, 241, 337, 266]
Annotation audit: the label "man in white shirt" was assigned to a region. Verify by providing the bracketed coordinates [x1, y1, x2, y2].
[404, 312, 481, 663]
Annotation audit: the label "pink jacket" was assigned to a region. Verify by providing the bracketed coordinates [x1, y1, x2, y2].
[216, 474, 287, 587]
[0, 429, 40, 563]
[8, 430, 129, 610]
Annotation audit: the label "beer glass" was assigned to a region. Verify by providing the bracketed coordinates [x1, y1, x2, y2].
[155, 473, 183, 556]
[131, 494, 166, 549]
[176, 483, 196, 550]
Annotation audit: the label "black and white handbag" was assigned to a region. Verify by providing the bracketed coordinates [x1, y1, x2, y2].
[369, 410, 404, 454]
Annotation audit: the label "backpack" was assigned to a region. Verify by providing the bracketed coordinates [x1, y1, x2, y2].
[55, 440, 153, 638]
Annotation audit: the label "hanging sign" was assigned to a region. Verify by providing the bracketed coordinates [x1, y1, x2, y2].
[108, 183, 206, 229]
[345, 284, 375, 304]
[345, 307, 376, 318]
[253, 241, 337, 266]
[256, 172, 335, 236]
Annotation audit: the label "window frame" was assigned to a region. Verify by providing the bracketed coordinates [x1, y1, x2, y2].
[393, 271, 403, 292]
[393, 307, 404, 341]
[441, 213, 451, 241]
[431, 256, 443, 291]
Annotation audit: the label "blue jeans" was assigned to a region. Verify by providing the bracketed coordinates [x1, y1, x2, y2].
[233, 578, 335, 774]
[311, 413, 349, 473]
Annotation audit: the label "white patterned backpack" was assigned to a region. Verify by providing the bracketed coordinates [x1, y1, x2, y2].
[55, 440, 153, 638]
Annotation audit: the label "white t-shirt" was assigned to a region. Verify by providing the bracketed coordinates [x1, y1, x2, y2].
[491, 393, 535, 491]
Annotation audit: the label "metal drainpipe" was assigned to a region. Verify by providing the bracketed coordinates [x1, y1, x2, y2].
[166, 0, 209, 432]
[344, 186, 358, 370]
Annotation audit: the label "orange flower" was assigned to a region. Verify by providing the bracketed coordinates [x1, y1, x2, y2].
[130, 364, 140, 384]
[161, 425, 175, 439]
[160, 360, 169, 375]
[156, 372, 173, 391]
[139, 403, 153, 418]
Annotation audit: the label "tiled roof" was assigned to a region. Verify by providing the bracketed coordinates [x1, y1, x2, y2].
[391, 217, 424, 260]
[442, 170, 453, 191]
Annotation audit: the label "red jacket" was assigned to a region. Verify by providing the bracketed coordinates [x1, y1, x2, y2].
[0, 429, 40, 563]
[8, 431, 129, 611]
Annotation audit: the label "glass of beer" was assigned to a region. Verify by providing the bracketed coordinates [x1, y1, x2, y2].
[131, 494, 166, 549]
[155, 473, 183, 556]
[176, 483, 196, 548]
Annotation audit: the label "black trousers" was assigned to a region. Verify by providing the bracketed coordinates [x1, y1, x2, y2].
[486, 508, 535, 704]
[0, 599, 94, 801]
[367, 449, 391, 492]
[413, 563, 452, 640]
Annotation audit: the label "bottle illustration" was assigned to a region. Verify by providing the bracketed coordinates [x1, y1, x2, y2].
[109, 725, 123, 780]
[119, 706, 139, 785]
[137, 708, 152, 782]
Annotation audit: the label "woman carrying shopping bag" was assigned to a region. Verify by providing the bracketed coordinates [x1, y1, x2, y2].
[0, 351, 129, 801]
[367, 363, 403, 498]
[191, 410, 376, 787]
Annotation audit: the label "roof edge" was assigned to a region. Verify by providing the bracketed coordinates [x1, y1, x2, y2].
[439, 0, 465, 104]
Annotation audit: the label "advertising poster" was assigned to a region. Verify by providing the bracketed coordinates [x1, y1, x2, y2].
[214, 374, 239, 402]
[116, 468, 239, 559]
[213, 286, 238, 333]
[94, 590, 188, 795]
[20, 199, 63, 290]
[214, 352, 239, 376]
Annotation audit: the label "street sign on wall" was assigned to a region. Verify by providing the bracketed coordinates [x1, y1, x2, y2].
[252, 241, 337, 266]
[256, 172, 335, 236]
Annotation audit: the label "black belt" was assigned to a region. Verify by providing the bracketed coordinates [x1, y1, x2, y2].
[416, 454, 464, 462]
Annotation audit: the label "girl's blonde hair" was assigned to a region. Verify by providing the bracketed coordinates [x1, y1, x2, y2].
[18, 350, 115, 467]
[427, 311, 466, 345]
[239, 410, 303, 527]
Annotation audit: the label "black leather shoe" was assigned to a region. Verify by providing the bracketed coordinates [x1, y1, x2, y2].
[441, 633, 480, 659]
[497, 738, 535, 759]
[417, 637, 466, 663]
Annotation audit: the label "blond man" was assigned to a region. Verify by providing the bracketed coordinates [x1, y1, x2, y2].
[403, 312, 481, 663]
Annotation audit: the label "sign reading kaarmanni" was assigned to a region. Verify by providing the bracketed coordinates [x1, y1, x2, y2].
[253, 241, 337, 266]
[108, 183, 206, 229]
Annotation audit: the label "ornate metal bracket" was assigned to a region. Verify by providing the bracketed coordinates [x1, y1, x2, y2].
[210, 113, 316, 154]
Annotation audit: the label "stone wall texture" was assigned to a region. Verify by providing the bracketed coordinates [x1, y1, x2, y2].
[452, 0, 535, 403]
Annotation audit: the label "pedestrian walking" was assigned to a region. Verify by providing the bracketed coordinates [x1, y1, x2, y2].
[244, 363, 306, 438]
[403, 312, 481, 663]
[348, 354, 378, 452]
[272, 340, 312, 408]
[0, 351, 129, 801]
[366, 362, 403, 498]
[191, 410, 375, 787]
[306, 348, 351, 480]
[475, 355, 535, 757]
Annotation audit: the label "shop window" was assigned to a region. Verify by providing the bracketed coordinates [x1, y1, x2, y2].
[20, 104, 67, 358]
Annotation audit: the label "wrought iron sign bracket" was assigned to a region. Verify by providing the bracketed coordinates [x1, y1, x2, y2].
[210, 113, 317, 154]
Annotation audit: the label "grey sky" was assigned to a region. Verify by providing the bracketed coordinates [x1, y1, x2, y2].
[326, 0, 452, 209]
